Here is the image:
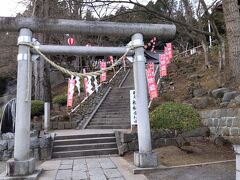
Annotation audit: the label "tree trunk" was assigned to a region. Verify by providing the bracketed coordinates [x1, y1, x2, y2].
[222, 0, 240, 81]
[201, 38, 210, 69]
[32, 0, 52, 103]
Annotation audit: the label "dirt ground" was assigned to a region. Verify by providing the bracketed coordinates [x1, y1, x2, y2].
[123, 138, 235, 166]
[124, 139, 236, 180]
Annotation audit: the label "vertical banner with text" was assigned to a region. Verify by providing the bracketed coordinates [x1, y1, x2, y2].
[146, 63, 158, 100]
[159, 54, 167, 77]
[67, 78, 76, 107]
[100, 61, 107, 82]
[130, 90, 137, 125]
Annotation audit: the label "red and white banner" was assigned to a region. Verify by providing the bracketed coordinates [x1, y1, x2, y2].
[147, 63, 155, 71]
[83, 69, 88, 97]
[67, 78, 76, 107]
[146, 64, 158, 100]
[159, 54, 167, 77]
[100, 61, 107, 82]
[166, 42, 173, 59]
[109, 56, 114, 65]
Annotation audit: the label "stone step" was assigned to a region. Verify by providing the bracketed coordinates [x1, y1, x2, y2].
[90, 117, 130, 122]
[94, 111, 130, 116]
[100, 105, 130, 108]
[52, 148, 118, 158]
[93, 114, 130, 118]
[102, 100, 130, 104]
[96, 109, 130, 113]
[86, 125, 130, 129]
[53, 142, 117, 152]
[89, 122, 130, 125]
[53, 137, 116, 146]
[54, 133, 115, 141]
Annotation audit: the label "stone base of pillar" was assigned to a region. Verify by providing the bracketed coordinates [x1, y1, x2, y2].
[0, 158, 42, 179]
[134, 152, 158, 168]
[0, 169, 42, 180]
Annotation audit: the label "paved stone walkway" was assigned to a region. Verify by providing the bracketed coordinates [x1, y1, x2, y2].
[39, 156, 147, 180]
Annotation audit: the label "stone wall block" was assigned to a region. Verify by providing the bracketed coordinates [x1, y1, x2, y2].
[152, 138, 166, 148]
[201, 119, 208, 126]
[33, 148, 39, 160]
[57, 122, 64, 129]
[7, 140, 14, 150]
[39, 148, 51, 160]
[0, 140, 8, 151]
[232, 118, 240, 127]
[213, 109, 221, 118]
[30, 137, 39, 149]
[226, 118, 233, 127]
[128, 141, 138, 151]
[207, 119, 214, 126]
[213, 118, 219, 127]
[165, 138, 177, 146]
[219, 118, 227, 127]
[121, 133, 133, 143]
[227, 108, 237, 117]
[230, 127, 239, 136]
[198, 111, 211, 119]
[52, 122, 58, 129]
[71, 122, 77, 128]
[220, 109, 228, 117]
[209, 127, 217, 135]
[64, 122, 72, 129]
[3, 150, 12, 161]
[221, 127, 230, 136]
[118, 144, 128, 155]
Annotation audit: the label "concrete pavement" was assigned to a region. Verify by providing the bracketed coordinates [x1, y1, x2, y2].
[39, 156, 148, 180]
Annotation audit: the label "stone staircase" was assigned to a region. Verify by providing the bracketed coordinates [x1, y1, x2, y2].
[52, 132, 118, 158]
[52, 68, 134, 158]
[86, 87, 132, 129]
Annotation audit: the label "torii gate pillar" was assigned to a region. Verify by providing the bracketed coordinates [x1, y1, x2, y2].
[132, 33, 158, 167]
[4, 28, 41, 178]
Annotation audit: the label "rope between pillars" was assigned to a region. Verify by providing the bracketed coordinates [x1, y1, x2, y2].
[18, 42, 142, 78]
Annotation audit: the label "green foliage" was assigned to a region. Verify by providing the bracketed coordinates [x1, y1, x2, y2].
[53, 94, 67, 106]
[150, 102, 200, 133]
[31, 100, 44, 117]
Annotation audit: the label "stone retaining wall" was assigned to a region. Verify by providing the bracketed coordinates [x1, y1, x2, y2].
[0, 132, 53, 161]
[199, 108, 240, 136]
[115, 127, 209, 155]
[31, 121, 77, 131]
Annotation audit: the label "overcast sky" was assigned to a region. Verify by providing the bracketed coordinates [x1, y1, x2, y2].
[0, 0, 215, 17]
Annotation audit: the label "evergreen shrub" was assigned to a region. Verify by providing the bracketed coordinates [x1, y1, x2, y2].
[53, 94, 67, 106]
[31, 100, 44, 117]
[150, 102, 200, 133]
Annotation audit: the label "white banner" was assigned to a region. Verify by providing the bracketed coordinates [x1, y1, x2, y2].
[130, 90, 137, 125]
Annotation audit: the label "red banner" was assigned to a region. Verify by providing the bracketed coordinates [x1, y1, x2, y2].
[159, 54, 167, 77]
[109, 56, 114, 65]
[146, 64, 158, 100]
[100, 61, 107, 82]
[147, 63, 155, 71]
[67, 78, 76, 107]
[166, 42, 173, 59]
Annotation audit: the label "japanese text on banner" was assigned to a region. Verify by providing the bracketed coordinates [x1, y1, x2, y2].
[146, 63, 158, 100]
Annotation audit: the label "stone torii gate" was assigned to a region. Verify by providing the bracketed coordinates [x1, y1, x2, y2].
[0, 17, 176, 179]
